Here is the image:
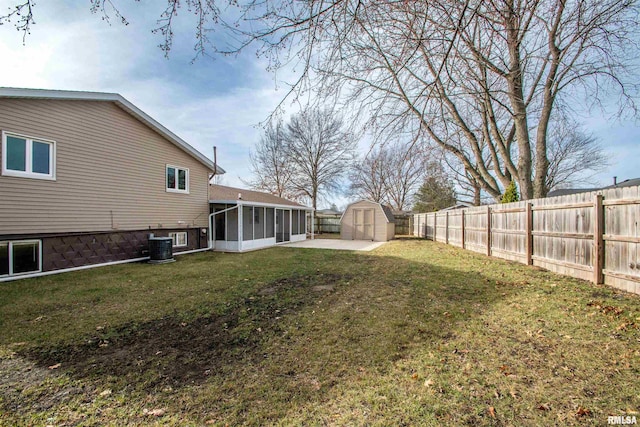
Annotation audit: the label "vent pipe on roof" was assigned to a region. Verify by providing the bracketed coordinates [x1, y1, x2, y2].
[613, 176, 617, 185]
[213, 146, 217, 174]
[208, 146, 218, 184]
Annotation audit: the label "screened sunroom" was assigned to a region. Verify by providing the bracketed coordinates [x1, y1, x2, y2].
[209, 185, 313, 252]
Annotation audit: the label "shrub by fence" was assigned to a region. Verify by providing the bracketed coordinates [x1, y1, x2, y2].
[413, 186, 640, 295]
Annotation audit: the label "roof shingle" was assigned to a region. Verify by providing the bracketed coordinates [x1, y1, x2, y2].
[209, 184, 311, 209]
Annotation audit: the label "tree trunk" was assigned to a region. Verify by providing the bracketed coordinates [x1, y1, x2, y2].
[533, 0, 565, 199]
[505, 0, 533, 200]
[312, 186, 318, 210]
[473, 181, 481, 206]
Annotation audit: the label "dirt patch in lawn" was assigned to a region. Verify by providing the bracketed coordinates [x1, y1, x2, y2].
[0, 355, 95, 414]
[18, 273, 350, 394]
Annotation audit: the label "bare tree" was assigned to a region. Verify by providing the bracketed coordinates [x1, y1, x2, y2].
[349, 147, 389, 204]
[243, 121, 297, 199]
[545, 117, 609, 190]
[454, 170, 485, 207]
[4, 0, 638, 200]
[286, 108, 356, 210]
[382, 144, 426, 211]
[349, 142, 426, 210]
[306, 0, 638, 200]
[443, 154, 487, 206]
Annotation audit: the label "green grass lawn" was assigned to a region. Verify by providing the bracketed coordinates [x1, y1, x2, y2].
[0, 239, 638, 426]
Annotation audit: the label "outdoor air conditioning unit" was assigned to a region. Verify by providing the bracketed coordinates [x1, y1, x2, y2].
[148, 234, 175, 264]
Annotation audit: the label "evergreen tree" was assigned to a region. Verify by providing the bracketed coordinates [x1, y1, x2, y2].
[413, 176, 457, 212]
[501, 181, 520, 203]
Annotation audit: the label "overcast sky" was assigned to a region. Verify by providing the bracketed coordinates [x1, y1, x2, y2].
[0, 1, 638, 207]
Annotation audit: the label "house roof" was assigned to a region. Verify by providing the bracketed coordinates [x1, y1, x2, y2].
[316, 209, 342, 216]
[0, 87, 225, 174]
[341, 200, 395, 223]
[604, 178, 640, 189]
[209, 184, 312, 209]
[547, 178, 640, 198]
[546, 188, 598, 197]
[441, 202, 474, 211]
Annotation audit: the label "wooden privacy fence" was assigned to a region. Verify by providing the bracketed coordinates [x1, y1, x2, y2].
[314, 212, 412, 235]
[313, 215, 341, 234]
[394, 213, 412, 235]
[412, 186, 640, 295]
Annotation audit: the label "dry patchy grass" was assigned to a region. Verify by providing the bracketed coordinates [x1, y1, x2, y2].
[0, 239, 638, 426]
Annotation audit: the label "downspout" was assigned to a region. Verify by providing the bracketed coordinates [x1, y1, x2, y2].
[206, 146, 219, 250]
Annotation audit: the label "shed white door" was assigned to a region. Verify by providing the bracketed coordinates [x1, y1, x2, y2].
[353, 208, 374, 240]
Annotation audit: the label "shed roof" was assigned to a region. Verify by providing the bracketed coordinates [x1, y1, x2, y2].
[209, 184, 312, 209]
[381, 205, 395, 223]
[0, 87, 224, 174]
[341, 200, 395, 223]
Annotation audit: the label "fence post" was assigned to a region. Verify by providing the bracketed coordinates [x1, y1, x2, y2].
[526, 202, 533, 265]
[433, 213, 437, 242]
[461, 210, 466, 249]
[445, 211, 449, 244]
[593, 194, 604, 284]
[487, 206, 492, 257]
[422, 215, 426, 238]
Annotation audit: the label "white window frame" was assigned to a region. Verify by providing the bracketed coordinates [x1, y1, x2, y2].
[0, 240, 43, 277]
[166, 164, 189, 194]
[169, 232, 188, 248]
[1, 131, 56, 180]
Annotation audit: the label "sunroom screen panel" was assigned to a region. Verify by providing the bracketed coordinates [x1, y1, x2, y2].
[243, 206, 253, 241]
[227, 207, 238, 241]
[292, 209, 299, 235]
[255, 207, 265, 239]
[266, 208, 275, 238]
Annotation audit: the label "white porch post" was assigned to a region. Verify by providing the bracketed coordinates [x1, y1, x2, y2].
[238, 203, 243, 252]
[311, 209, 315, 240]
[208, 210, 214, 249]
[251, 206, 254, 240]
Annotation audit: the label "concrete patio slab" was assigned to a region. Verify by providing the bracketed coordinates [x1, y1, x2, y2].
[282, 239, 386, 251]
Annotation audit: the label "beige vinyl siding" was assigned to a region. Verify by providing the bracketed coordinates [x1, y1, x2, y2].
[386, 222, 395, 241]
[0, 99, 211, 234]
[340, 200, 393, 242]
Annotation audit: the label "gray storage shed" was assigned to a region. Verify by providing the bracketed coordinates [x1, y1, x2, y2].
[340, 200, 395, 241]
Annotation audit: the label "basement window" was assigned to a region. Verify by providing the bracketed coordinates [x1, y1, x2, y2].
[169, 232, 187, 248]
[0, 240, 42, 277]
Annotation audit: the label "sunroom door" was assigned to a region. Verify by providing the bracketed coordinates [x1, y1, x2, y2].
[276, 209, 291, 243]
